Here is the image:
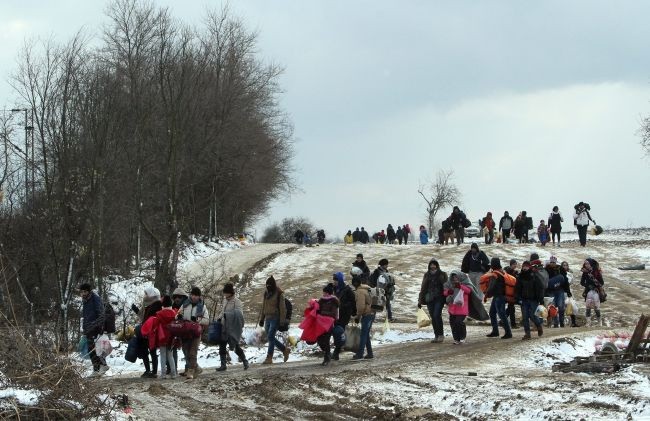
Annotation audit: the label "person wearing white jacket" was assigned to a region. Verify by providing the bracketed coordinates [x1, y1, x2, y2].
[573, 202, 596, 247]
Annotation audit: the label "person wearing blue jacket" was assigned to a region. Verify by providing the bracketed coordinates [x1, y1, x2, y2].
[79, 283, 109, 376]
[419, 225, 429, 244]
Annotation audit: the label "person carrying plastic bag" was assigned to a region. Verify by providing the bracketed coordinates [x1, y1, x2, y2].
[443, 272, 471, 344]
[515, 261, 545, 340]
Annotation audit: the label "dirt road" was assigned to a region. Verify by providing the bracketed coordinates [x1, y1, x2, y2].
[103, 239, 650, 420]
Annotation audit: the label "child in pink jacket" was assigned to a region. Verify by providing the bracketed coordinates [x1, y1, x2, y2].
[444, 272, 472, 344]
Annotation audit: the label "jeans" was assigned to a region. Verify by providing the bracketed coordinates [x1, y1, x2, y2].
[521, 299, 542, 335]
[356, 313, 375, 358]
[449, 315, 466, 341]
[507, 302, 517, 326]
[264, 318, 286, 357]
[552, 290, 566, 327]
[426, 298, 445, 338]
[159, 346, 176, 377]
[502, 229, 511, 242]
[489, 296, 511, 335]
[332, 324, 345, 349]
[386, 298, 393, 320]
[577, 225, 588, 246]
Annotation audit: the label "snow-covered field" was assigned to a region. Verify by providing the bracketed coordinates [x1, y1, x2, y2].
[3, 230, 650, 420]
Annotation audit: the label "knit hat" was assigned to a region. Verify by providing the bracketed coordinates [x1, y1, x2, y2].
[143, 287, 161, 305]
[223, 283, 235, 295]
[190, 286, 201, 296]
[172, 287, 188, 298]
[530, 252, 540, 261]
[356, 253, 364, 259]
[378, 258, 389, 266]
[323, 284, 334, 295]
[471, 242, 479, 251]
[509, 259, 517, 266]
[549, 256, 558, 264]
[490, 257, 502, 270]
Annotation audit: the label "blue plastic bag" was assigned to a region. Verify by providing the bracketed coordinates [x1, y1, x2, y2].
[78, 336, 90, 359]
[207, 320, 222, 345]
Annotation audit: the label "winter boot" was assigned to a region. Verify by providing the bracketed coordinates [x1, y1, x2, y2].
[184, 369, 194, 380]
[283, 347, 291, 362]
[522, 333, 531, 340]
[332, 347, 341, 361]
[570, 315, 578, 327]
[537, 325, 544, 337]
[262, 355, 273, 365]
[242, 359, 249, 370]
[216, 355, 227, 372]
[321, 352, 331, 366]
[486, 332, 499, 338]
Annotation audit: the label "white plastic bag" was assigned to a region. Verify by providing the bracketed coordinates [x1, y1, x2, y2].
[453, 289, 464, 306]
[94, 334, 112, 358]
[416, 307, 431, 328]
[534, 305, 548, 319]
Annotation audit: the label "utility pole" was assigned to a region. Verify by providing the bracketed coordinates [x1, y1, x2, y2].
[11, 108, 33, 208]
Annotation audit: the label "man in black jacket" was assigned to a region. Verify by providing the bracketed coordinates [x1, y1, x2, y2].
[515, 261, 545, 339]
[370, 258, 395, 322]
[332, 272, 356, 360]
[79, 283, 109, 376]
[485, 258, 512, 339]
[449, 206, 468, 245]
[461, 243, 490, 300]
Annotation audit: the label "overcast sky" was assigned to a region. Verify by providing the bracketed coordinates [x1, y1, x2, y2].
[2, 1, 650, 239]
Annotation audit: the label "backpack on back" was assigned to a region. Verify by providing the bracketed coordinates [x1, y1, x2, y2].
[104, 302, 116, 334]
[278, 296, 293, 332]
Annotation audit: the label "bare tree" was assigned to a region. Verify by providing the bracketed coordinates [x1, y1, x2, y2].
[418, 169, 461, 237]
[641, 115, 650, 156]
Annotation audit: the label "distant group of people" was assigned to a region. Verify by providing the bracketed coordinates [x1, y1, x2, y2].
[294, 229, 326, 245]
[344, 225, 412, 245]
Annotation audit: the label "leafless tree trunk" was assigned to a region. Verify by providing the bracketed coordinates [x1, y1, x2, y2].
[418, 169, 461, 237]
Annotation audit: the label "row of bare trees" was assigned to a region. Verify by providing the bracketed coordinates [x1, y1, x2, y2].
[0, 0, 294, 343]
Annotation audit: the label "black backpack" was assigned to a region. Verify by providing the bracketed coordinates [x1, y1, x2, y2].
[278, 296, 293, 332]
[104, 302, 116, 334]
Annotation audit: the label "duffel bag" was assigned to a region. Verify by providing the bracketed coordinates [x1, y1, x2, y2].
[207, 320, 222, 345]
[167, 319, 203, 339]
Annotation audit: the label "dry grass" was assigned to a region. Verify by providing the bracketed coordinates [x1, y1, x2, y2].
[0, 315, 116, 420]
